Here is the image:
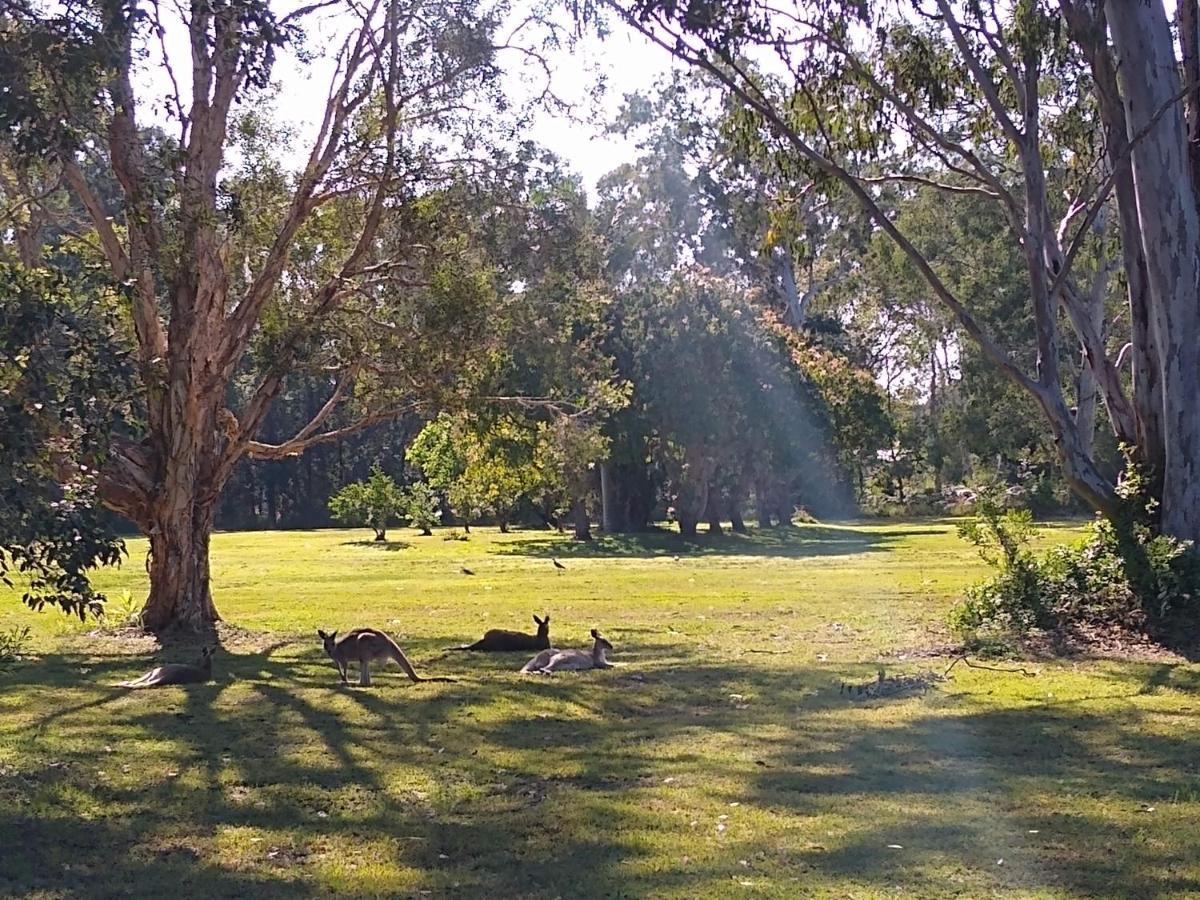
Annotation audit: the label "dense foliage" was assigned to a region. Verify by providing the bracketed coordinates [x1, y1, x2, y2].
[951, 487, 1200, 651]
[0, 264, 132, 616]
[328, 465, 408, 542]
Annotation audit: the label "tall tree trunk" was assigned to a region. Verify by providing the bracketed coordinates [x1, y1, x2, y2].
[672, 452, 711, 537]
[571, 497, 592, 541]
[770, 245, 807, 328]
[706, 491, 723, 535]
[1062, 0, 1166, 484]
[1074, 213, 1110, 461]
[600, 462, 624, 533]
[928, 346, 943, 493]
[729, 486, 748, 534]
[1075, 362, 1099, 461]
[142, 500, 220, 632]
[1109, 2, 1200, 542]
[754, 478, 774, 527]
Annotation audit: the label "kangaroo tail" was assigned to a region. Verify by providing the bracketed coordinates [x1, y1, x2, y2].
[381, 631, 453, 683]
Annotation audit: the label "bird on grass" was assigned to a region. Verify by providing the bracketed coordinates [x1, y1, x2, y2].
[460, 566, 475, 576]
[552, 558, 566, 570]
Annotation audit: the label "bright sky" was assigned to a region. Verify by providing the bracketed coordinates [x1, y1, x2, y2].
[134, 2, 681, 200]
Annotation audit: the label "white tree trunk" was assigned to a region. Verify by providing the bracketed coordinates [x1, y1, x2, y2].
[1109, 1, 1200, 542]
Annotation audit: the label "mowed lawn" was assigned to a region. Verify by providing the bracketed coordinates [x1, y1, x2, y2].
[2, 521, 1199, 899]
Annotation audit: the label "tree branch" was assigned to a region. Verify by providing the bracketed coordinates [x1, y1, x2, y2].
[245, 402, 426, 459]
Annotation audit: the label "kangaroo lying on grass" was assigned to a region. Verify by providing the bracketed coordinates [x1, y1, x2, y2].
[319, 628, 455, 686]
[447, 614, 550, 652]
[118, 646, 214, 688]
[520, 629, 613, 675]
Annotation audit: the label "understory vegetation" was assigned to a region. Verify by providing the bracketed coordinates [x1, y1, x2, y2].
[951, 491, 1200, 653]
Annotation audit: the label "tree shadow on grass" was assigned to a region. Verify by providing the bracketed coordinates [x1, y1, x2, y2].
[3, 643, 1198, 899]
[338, 539, 412, 552]
[495, 523, 925, 561]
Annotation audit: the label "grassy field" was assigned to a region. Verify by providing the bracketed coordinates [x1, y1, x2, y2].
[2, 520, 1199, 899]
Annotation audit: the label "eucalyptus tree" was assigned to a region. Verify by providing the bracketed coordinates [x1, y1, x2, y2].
[0, 0, 549, 629]
[604, 0, 1200, 543]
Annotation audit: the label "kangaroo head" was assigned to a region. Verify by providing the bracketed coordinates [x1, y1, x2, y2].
[533, 614, 550, 636]
[317, 629, 339, 658]
[590, 628, 613, 652]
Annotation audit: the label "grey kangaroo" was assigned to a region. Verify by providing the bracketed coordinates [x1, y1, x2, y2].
[447, 614, 550, 652]
[118, 646, 214, 689]
[319, 628, 455, 686]
[520, 629, 613, 675]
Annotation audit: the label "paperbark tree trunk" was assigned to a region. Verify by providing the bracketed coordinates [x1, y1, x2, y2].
[143, 501, 220, 631]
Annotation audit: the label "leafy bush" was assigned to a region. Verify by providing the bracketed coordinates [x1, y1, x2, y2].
[403, 481, 441, 536]
[90, 590, 145, 633]
[0, 625, 31, 671]
[329, 465, 406, 541]
[949, 495, 1046, 638]
[950, 486, 1199, 648]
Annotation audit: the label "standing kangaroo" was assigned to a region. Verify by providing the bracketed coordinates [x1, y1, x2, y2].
[118, 646, 214, 689]
[318, 628, 454, 686]
[520, 629, 613, 675]
[447, 614, 550, 652]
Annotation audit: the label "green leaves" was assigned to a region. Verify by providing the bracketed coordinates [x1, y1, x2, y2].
[0, 263, 134, 617]
[408, 413, 557, 526]
[327, 464, 407, 540]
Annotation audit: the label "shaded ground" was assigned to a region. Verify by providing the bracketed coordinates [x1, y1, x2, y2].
[2, 521, 1197, 898]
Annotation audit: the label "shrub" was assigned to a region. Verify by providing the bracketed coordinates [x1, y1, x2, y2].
[950, 485, 1200, 649]
[89, 590, 145, 634]
[329, 465, 406, 541]
[403, 482, 441, 536]
[0, 625, 31, 671]
[949, 494, 1046, 639]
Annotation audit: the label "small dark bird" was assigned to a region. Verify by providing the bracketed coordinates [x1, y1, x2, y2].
[552, 558, 566, 570]
[460, 566, 475, 576]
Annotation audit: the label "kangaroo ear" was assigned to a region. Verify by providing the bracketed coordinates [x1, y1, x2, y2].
[591, 628, 599, 638]
[533, 615, 540, 625]
[318, 629, 328, 639]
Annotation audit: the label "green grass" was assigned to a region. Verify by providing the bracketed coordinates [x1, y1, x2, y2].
[1, 520, 1198, 899]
